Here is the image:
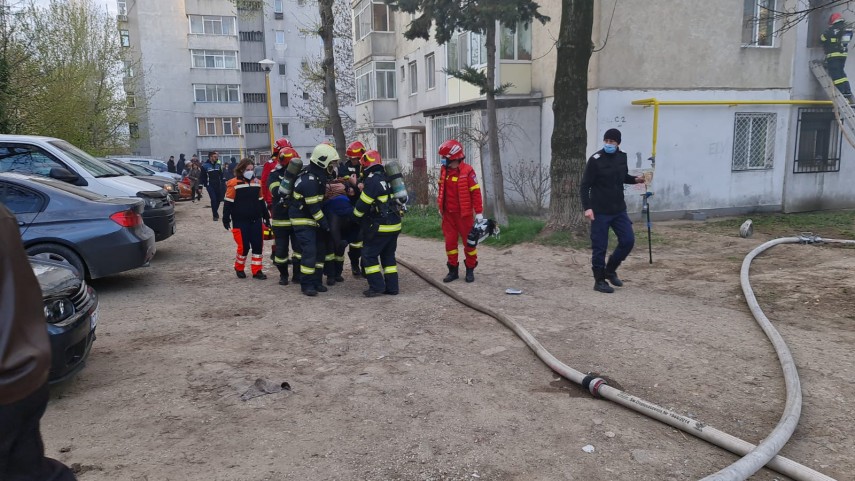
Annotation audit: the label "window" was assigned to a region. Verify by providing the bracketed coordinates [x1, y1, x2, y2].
[191, 50, 238, 69]
[278, 63, 287, 75]
[238, 0, 262, 11]
[126, 93, 136, 108]
[189, 15, 236, 35]
[447, 31, 486, 70]
[354, 0, 395, 39]
[732, 113, 776, 170]
[119, 29, 130, 47]
[742, 0, 776, 47]
[0, 144, 65, 177]
[794, 108, 842, 173]
[324, 125, 333, 136]
[275, 30, 286, 45]
[117, 1, 127, 15]
[302, 91, 309, 100]
[0, 184, 43, 214]
[408, 61, 418, 94]
[274, 0, 283, 13]
[430, 112, 473, 168]
[241, 62, 263, 72]
[425, 53, 435, 90]
[355, 61, 396, 103]
[240, 31, 264, 41]
[245, 123, 269, 134]
[500, 22, 532, 60]
[123, 61, 134, 77]
[194, 84, 240, 102]
[281, 123, 289, 136]
[374, 128, 398, 160]
[278, 93, 288, 106]
[129, 123, 139, 139]
[243, 93, 267, 103]
[304, 123, 311, 129]
[196, 117, 242, 136]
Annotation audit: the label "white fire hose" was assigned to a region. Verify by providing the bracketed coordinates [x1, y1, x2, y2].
[399, 233, 853, 480]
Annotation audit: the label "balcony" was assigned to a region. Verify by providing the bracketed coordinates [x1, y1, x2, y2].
[353, 31, 395, 65]
[117, 14, 128, 22]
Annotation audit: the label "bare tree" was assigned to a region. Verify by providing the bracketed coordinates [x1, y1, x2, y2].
[764, 0, 855, 34]
[505, 159, 550, 214]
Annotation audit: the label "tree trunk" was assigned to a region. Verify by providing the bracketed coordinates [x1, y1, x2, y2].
[319, 0, 346, 158]
[547, 0, 594, 233]
[484, 21, 508, 226]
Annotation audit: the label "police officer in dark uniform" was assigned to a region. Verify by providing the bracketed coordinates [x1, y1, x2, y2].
[200, 151, 225, 221]
[353, 150, 402, 297]
[289, 144, 338, 296]
[340, 141, 367, 276]
[267, 147, 302, 286]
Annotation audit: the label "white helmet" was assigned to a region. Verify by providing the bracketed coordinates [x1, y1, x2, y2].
[310, 143, 340, 169]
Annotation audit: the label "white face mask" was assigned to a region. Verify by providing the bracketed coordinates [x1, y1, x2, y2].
[243, 170, 255, 180]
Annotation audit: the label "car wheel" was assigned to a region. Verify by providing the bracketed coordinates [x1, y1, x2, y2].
[27, 244, 87, 279]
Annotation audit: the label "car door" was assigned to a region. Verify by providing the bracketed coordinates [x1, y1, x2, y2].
[0, 181, 46, 236]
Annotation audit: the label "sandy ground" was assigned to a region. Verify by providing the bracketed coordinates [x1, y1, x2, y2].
[41, 200, 855, 481]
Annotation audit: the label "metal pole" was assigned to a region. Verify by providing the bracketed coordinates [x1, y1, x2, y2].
[642, 192, 653, 264]
[265, 70, 275, 152]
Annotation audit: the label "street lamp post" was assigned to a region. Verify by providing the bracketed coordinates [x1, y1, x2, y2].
[259, 58, 276, 155]
[236, 120, 245, 159]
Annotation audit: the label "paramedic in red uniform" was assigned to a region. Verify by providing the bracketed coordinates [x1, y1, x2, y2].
[437, 139, 484, 283]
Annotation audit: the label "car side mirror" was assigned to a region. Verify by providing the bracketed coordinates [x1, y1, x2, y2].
[49, 167, 79, 183]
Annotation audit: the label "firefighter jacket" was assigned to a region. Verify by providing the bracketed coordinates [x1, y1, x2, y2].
[338, 160, 361, 179]
[288, 163, 329, 229]
[353, 165, 402, 236]
[822, 24, 852, 58]
[437, 162, 483, 216]
[223, 177, 269, 224]
[266, 167, 292, 227]
[200, 159, 224, 187]
[260, 159, 278, 206]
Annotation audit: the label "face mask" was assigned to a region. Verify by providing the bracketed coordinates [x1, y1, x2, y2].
[603, 144, 617, 154]
[441, 158, 447, 167]
[243, 170, 255, 180]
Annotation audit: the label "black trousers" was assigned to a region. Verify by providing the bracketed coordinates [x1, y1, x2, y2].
[294, 226, 327, 288]
[271, 225, 295, 267]
[0, 384, 76, 481]
[362, 233, 399, 294]
[827, 57, 852, 95]
[206, 182, 224, 218]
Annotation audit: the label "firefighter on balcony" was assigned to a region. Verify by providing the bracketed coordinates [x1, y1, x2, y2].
[267, 147, 302, 286]
[437, 139, 483, 283]
[290, 143, 338, 297]
[340, 140, 367, 275]
[223, 158, 271, 280]
[353, 150, 402, 297]
[821, 13, 854, 101]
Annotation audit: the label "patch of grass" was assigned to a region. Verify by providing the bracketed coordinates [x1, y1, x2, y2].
[400, 205, 444, 240]
[401, 205, 545, 246]
[696, 210, 855, 238]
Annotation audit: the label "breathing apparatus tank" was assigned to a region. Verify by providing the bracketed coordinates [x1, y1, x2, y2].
[383, 160, 408, 201]
[277, 157, 303, 197]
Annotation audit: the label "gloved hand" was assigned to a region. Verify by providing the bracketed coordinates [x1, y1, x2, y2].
[476, 213, 484, 222]
[263, 216, 271, 228]
[223, 219, 231, 231]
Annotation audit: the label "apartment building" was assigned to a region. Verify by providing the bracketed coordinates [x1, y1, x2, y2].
[120, 0, 339, 162]
[353, 0, 855, 216]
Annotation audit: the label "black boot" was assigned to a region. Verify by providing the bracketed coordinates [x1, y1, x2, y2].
[592, 268, 614, 293]
[291, 259, 301, 284]
[442, 263, 459, 283]
[348, 251, 361, 277]
[334, 261, 345, 283]
[277, 264, 289, 286]
[252, 271, 267, 280]
[314, 273, 328, 293]
[605, 257, 624, 287]
[465, 267, 475, 283]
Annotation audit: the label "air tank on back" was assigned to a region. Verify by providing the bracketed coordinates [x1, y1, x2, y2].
[277, 157, 303, 197]
[383, 160, 408, 202]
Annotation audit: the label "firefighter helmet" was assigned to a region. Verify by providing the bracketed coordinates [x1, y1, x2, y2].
[346, 140, 367, 159]
[309, 143, 340, 169]
[272, 138, 293, 157]
[360, 149, 382, 169]
[438, 139, 465, 161]
[830, 13, 844, 25]
[278, 147, 300, 165]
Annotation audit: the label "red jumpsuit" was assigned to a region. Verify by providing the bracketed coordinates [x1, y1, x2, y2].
[438, 162, 483, 269]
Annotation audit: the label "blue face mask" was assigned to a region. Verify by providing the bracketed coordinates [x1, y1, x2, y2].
[441, 158, 447, 167]
[603, 144, 617, 154]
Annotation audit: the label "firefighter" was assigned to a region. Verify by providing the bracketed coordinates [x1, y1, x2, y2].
[223, 159, 271, 280]
[353, 150, 402, 297]
[262, 138, 293, 261]
[822, 13, 854, 101]
[267, 147, 302, 286]
[340, 140, 367, 275]
[290, 143, 338, 296]
[437, 139, 483, 283]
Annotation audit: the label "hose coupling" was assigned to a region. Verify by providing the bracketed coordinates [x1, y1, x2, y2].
[582, 375, 608, 398]
[798, 232, 823, 244]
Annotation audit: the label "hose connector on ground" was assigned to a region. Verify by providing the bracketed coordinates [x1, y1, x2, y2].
[798, 232, 823, 244]
[582, 374, 608, 397]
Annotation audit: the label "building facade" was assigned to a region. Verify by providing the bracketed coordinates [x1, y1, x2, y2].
[120, 0, 343, 162]
[352, 0, 855, 216]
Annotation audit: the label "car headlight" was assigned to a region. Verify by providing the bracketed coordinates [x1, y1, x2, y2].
[163, 184, 173, 191]
[44, 298, 75, 324]
[145, 198, 158, 208]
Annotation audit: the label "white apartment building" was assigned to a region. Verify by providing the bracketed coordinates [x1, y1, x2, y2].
[120, 0, 343, 162]
[353, 0, 855, 216]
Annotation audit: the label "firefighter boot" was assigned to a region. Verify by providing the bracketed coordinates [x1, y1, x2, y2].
[291, 259, 301, 284]
[314, 272, 329, 293]
[593, 268, 614, 294]
[442, 263, 459, 283]
[465, 264, 476, 283]
[277, 263, 289, 286]
[605, 256, 624, 287]
[348, 250, 361, 276]
[325, 263, 336, 286]
[334, 261, 345, 283]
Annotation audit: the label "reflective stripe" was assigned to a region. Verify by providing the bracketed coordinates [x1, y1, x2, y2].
[312, 210, 325, 220]
[315, 262, 324, 268]
[274, 256, 289, 264]
[350, 242, 363, 248]
[334, 255, 345, 262]
[251, 260, 263, 266]
[446, 249, 458, 255]
[293, 253, 302, 259]
[451, 176, 458, 181]
[359, 191, 374, 204]
[383, 266, 397, 274]
[324, 253, 335, 261]
[224, 197, 234, 202]
[269, 181, 281, 192]
[305, 195, 323, 205]
[293, 192, 304, 199]
[271, 219, 292, 227]
[364, 264, 381, 274]
[236, 255, 247, 260]
[301, 265, 315, 274]
[377, 223, 401, 233]
[291, 218, 318, 227]
[377, 195, 389, 202]
[469, 183, 480, 191]
[465, 249, 477, 256]
[834, 77, 850, 85]
[234, 184, 251, 189]
[353, 209, 365, 218]
[828, 52, 848, 58]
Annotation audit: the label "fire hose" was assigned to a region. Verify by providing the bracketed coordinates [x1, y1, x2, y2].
[398, 233, 854, 481]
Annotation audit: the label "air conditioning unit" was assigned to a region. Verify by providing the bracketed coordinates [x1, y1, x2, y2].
[117, 14, 128, 22]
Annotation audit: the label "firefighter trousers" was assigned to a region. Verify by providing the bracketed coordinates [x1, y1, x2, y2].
[827, 57, 852, 96]
[294, 226, 327, 289]
[232, 219, 264, 275]
[442, 214, 476, 269]
[362, 233, 399, 294]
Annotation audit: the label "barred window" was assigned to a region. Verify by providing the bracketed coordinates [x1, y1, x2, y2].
[245, 123, 269, 134]
[732, 112, 776, 171]
[241, 62, 263, 72]
[239, 31, 264, 42]
[243, 93, 267, 103]
[794, 108, 842, 173]
[430, 112, 473, 168]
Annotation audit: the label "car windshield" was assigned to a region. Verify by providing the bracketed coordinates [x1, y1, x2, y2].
[87, 158, 126, 178]
[29, 176, 106, 201]
[109, 160, 147, 176]
[48, 140, 120, 178]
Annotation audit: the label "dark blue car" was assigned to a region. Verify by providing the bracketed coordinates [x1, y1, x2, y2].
[0, 172, 156, 279]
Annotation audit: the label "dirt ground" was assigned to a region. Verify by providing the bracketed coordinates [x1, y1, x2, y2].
[42, 200, 855, 481]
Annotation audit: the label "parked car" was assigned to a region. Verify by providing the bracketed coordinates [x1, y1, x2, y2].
[0, 135, 176, 241]
[0, 172, 156, 279]
[113, 157, 182, 181]
[100, 158, 182, 202]
[31, 257, 98, 383]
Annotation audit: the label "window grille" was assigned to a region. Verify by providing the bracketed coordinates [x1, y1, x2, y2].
[243, 93, 267, 103]
[430, 112, 473, 168]
[732, 112, 776, 171]
[794, 108, 842, 173]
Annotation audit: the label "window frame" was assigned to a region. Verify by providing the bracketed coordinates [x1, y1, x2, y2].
[194, 84, 240, 103]
[408, 60, 418, 95]
[189, 15, 236, 36]
[275, 30, 286, 45]
[742, 0, 777, 48]
[500, 21, 533, 61]
[354, 0, 395, 40]
[191, 50, 238, 70]
[425, 53, 436, 90]
[196, 117, 243, 136]
[119, 29, 130, 47]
